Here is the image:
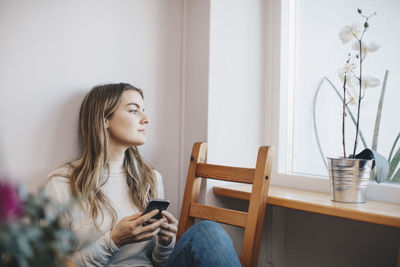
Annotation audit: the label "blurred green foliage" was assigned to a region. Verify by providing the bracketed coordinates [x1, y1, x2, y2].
[0, 186, 75, 267]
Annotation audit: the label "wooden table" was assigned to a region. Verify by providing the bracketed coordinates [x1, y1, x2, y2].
[213, 184, 400, 228]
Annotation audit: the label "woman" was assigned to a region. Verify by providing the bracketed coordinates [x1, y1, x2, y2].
[46, 83, 241, 267]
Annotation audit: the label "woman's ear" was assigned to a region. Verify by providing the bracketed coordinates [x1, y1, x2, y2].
[105, 119, 109, 129]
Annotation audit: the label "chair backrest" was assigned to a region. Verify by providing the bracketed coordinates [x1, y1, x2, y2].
[177, 142, 274, 267]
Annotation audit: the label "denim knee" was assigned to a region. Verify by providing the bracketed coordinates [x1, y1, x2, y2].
[193, 220, 221, 231]
[165, 220, 241, 267]
[190, 220, 231, 241]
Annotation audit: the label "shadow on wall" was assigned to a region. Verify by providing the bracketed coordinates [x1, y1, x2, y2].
[28, 90, 87, 190]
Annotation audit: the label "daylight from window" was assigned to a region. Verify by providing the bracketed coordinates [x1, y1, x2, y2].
[282, 0, 400, 183]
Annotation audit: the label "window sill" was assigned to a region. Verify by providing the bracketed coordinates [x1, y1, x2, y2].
[270, 172, 400, 204]
[213, 184, 400, 228]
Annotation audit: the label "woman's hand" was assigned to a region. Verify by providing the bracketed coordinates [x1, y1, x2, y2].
[110, 209, 166, 248]
[158, 210, 178, 246]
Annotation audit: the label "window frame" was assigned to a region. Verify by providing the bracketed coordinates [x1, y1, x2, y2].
[265, 0, 400, 204]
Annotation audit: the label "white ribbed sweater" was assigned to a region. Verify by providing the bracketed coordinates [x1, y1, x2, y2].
[45, 161, 174, 267]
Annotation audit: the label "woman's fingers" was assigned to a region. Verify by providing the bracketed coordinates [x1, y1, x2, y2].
[157, 212, 177, 245]
[161, 210, 178, 225]
[134, 209, 159, 226]
[129, 217, 165, 242]
[160, 221, 177, 233]
[141, 217, 165, 232]
[135, 226, 161, 241]
[155, 212, 176, 245]
[158, 228, 175, 237]
[127, 212, 142, 221]
[158, 210, 178, 239]
[112, 210, 168, 246]
[147, 218, 156, 224]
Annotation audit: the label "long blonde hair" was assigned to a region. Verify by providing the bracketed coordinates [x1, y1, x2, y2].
[64, 83, 157, 230]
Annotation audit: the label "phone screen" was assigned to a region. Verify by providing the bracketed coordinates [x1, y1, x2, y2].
[143, 199, 170, 220]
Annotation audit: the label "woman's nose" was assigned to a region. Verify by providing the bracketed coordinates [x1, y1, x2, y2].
[141, 113, 150, 124]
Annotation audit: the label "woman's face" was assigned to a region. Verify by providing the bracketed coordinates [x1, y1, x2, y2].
[106, 90, 149, 149]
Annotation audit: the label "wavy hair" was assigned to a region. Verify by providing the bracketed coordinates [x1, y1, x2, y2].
[59, 83, 157, 230]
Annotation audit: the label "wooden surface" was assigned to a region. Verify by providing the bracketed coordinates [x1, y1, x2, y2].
[177, 142, 207, 239]
[240, 146, 273, 267]
[189, 203, 248, 227]
[213, 184, 400, 228]
[196, 163, 255, 184]
[178, 143, 273, 267]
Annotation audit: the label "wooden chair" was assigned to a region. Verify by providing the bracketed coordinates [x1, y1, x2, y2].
[177, 142, 274, 267]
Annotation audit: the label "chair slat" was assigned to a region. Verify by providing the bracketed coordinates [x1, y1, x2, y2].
[195, 163, 255, 184]
[177, 143, 207, 239]
[178, 142, 274, 267]
[241, 146, 273, 267]
[189, 203, 248, 228]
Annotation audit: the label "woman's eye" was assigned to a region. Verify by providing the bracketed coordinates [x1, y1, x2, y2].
[129, 110, 138, 114]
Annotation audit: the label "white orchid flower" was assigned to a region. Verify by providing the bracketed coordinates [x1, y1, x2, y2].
[366, 42, 380, 52]
[346, 76, 379, 107]
[361, 75, 380, 88]
[352, 41, 380, 59]
[346, 76, 358, 89]
[348, 95, 358, 106]
[340, 74, 358, 89]
[346, 86, 360, 106]
[339, 23, 361, 43]
[338, 60, 358, 88]
[338, 62, 356, 78]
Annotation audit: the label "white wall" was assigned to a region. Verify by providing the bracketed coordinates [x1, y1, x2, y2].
[208, 0, 267, 166]
[2, 1, 399, 267]
[207, 0, 269, 265]
[0, 0, 183, 216]
[178, 0, 210, 207]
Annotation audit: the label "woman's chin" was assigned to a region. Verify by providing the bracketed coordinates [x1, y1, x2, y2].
[130, 139, 146, 147]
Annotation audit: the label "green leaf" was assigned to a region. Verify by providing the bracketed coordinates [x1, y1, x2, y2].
[391, 168, 400, 183]
[372, 70, 388, 151]
[388, 132, 400, 162]
[17, 257, 29, 267]
[388, 146, 400, 178]
[16, 235, 33, 258]
[313, 77, 368, 168]
[25, 226, 42, 242]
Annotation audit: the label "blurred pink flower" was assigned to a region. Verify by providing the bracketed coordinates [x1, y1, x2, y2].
[0, 180, 23, 223]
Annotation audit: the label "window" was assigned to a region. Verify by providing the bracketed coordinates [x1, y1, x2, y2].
[268, 0, 400, 203]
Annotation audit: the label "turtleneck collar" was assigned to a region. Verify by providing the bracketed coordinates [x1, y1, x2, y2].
[107, 160, 124, 174]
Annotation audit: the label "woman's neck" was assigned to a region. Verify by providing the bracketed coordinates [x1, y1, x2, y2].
[108, 145, 126, 162]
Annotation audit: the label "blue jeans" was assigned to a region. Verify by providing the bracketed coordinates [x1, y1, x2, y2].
[164, 221, 241, 267]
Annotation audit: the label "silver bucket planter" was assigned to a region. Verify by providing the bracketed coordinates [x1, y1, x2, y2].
[327, 157, 373, 203]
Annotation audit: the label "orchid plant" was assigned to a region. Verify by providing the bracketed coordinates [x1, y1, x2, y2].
[338, 9, 380, 158]
[313, 9, 395, 183]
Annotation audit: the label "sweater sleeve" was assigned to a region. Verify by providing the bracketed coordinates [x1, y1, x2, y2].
[151, 170, 175, 266]
[44, 172, 120, 267]
[69, 231, 120, 267]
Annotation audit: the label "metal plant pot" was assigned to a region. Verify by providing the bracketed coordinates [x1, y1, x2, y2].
[327, 157, 373, 203]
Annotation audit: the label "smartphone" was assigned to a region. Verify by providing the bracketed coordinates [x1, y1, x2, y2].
[143, 199, 170, 220]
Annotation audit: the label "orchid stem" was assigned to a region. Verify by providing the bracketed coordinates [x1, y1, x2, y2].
[352, 38, 363, 157]
[342, 77, 347, 158]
